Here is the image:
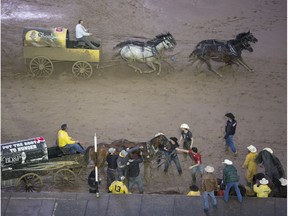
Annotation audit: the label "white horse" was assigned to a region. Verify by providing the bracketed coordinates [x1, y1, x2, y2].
[114, 33, 176, 75]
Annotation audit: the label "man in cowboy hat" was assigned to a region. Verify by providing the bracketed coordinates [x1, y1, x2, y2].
[202, 165, 218, 213]
[253, 177, 271, 197]
[222, 159, 242, 203]
[117, 145, 143, 180]
[106, 147, 118, 192]
[163, 137, 182, 176]
[224, 113, 238, 157]
[242, 145, 258, 187]
[179, 123, 194, 160]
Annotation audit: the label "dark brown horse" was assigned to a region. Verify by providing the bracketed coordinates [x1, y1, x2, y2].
[188, 31, 258, 77]
[88, 133, 171, 182]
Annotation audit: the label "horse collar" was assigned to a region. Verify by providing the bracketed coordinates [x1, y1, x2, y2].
[228, 43, 238, 56]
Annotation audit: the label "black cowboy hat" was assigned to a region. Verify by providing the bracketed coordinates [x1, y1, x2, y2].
[170, 137, 178, 143]
[225, 113, 235, 120]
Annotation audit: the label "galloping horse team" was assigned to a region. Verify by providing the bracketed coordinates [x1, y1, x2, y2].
[113, 31, 258, 77]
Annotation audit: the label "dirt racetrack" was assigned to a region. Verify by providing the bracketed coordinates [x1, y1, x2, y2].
[1, 0, 287, 194]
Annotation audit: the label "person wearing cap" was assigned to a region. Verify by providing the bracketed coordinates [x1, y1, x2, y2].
[106, 147, 118, 192]
[242, 145, 258, 187]
[163, 137, 182, 176]
[202, 165, 218, 213]
[224, 113, 237, 156]
[253, 178, 272, 198]
[117, 145, 143, 180]
[57, 123, 84, 154]
[109, 176, 129, 194]
[127, 152, 144, 194]
[179, 123, 194, 160]
[176, 147, 204, 185]
[222, 159, 243, 203]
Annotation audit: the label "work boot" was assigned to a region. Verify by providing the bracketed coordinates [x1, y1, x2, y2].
[225, 146, 229, 154]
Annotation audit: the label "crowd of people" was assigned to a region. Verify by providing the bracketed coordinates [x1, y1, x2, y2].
[56, 112, 287, 213]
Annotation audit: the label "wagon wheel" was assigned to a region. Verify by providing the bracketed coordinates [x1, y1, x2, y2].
[16, 173, 43, 192]
[72, 61, 93, 79]
[54, 169, 76, 185]
[30, 56, 54, 78]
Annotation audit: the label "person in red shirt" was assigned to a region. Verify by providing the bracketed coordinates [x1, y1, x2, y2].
[177, 147, 204, 185]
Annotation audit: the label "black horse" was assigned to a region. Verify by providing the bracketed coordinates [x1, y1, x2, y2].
[188, 31, 258, 77]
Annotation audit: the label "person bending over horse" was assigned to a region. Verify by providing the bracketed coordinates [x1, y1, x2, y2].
[57, 123, 84, 154]
[117, 145, 143, 180]
[106, 147, 118, 192]
[163, 137, 182, 176]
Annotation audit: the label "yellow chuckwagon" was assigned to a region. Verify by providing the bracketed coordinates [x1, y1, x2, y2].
[23, 27, 101, 79]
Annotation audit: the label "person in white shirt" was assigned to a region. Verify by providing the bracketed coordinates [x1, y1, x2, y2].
[75, 20, 99, 49]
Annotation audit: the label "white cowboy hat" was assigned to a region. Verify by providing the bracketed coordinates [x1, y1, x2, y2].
[259, 178, 269, 185]
[119, 150, 128, 158]
[247, 145, 257, 153]
[154, 132, 164, 137]
[204, 166, 215, 173]
[263, 147, 273, 154]
[279, 178, 287, 186]
[222, 159, 233, 165]
[108, 147, 116, 154]
[180, 123, 190, 130]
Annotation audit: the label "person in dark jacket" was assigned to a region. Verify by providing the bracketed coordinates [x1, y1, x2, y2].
[127, 152, 144, 194]
[222, 159, 242, 203]
[106, 147, 118, 191]
[163, 137, 182, 175]
[179, 123, 193, 159]
[224, 113, 237, 156]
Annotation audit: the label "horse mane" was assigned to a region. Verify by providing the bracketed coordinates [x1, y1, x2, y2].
[235, 32, 249, 40]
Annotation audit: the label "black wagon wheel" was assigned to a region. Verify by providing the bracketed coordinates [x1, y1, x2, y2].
[29, 56, 54, 78]
[72, 61, 93, 79]
[16, 173, 43, 192]
[54, 169, 76, 185]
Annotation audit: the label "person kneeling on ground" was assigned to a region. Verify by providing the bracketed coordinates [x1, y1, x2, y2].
[57, 123, 84, 154]
[253, 177, 272, 198]
[109, 176, 129, 194]
[187, 184, 201, 196]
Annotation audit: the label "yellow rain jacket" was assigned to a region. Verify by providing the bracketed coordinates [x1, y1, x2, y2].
[58, 129, 76, 148]
[253, 184, 271, 198]
[242, 152, 258, 183]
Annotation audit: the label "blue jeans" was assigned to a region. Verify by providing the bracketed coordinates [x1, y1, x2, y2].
[164, 152, 182, 175]
[191, 164, 205, 185]
[63, 143, 84, 154]
[225, 135, 236, 153]
[224, 182, 242, 203]
[203, 191, 217, 210]
[128, 175, 143, 193]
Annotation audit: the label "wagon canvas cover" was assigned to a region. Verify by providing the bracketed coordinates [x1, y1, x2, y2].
[1, 137, 48, 168]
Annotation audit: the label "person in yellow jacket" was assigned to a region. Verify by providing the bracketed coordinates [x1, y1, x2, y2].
[58, 124, 84, 154]
[253, 178, 272, 197]
[187, 185, 201, 196]
[109, 176, 129, 194]
[242, 145, 258, 187]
